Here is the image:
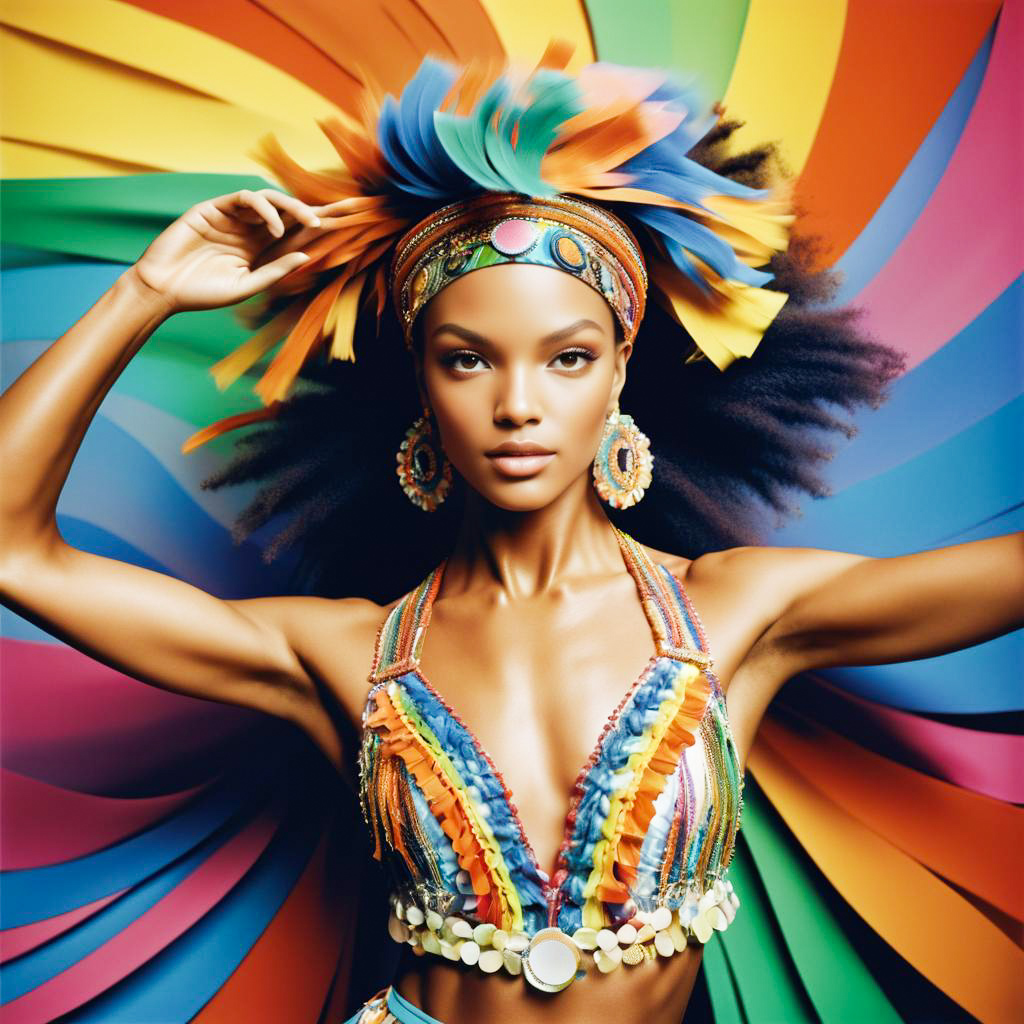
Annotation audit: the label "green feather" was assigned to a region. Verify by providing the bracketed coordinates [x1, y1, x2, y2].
[434, 70, 583, 196]
[433, 78, 511, 191]
[485, 72, 583, 196]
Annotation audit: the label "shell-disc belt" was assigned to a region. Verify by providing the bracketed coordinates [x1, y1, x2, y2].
[387, 878, 740, 992]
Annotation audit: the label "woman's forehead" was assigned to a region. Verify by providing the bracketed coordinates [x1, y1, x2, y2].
[422, 264, 617, 342]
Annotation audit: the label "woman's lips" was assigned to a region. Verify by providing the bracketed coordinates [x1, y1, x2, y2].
[485, 452, 556, 477]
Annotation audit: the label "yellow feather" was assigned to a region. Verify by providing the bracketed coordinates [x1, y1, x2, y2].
[327, 271, 369, 363]
[209, 303, 303, 392]
[651, 261, 789, 370]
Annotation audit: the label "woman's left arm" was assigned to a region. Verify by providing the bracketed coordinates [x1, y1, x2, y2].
[757, 531, 1024, 675]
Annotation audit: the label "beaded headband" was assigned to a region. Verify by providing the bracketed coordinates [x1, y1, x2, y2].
[390, 192, 648, 348]
[182, 41, 794, 454]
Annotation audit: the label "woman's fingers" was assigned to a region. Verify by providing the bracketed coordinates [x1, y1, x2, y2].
[228, 190, 286, 237]
[259, 189, 321, 229]
[214, 189, 322, 238]
[240, 249, 311, 295]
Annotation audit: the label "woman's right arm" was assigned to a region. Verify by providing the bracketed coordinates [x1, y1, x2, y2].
[0, 189, 361, 769]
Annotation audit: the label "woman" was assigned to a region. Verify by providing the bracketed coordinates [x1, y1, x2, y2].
[1, 54, 1021, 1024]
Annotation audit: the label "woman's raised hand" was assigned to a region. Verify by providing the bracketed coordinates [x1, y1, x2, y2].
[128, 188, 326, 313]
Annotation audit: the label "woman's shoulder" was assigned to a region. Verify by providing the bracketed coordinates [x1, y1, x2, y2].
[639, 542, 803, 603]
[639, 543, 691, 579]
[250, 591, 402, 724]
[639, 541, 755, 581]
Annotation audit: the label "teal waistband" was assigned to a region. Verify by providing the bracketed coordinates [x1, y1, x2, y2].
[387, 986, 444, 1024]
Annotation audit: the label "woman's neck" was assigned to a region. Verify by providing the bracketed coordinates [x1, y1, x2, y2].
[445, 476, 624, 601]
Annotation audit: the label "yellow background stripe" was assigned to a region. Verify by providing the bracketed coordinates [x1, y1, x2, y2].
[721, 0, 846, 177]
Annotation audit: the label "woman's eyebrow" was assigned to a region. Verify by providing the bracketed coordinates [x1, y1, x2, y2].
[430, 318, 605, 345]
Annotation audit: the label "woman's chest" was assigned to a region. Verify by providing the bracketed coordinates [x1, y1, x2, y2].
[360, 653, 744, 947]
[417, 589, 660, 794]
[366, 583, 748, 882]
[409, 575, 761, 794]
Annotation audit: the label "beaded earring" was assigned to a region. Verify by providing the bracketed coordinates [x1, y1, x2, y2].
[396, 408, 453, 511]
[592, 403, 653, 509]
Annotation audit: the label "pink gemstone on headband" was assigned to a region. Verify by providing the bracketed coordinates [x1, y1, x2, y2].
[491, 219, 538, 256]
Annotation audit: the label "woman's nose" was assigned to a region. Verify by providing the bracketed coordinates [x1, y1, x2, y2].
[493, 367, 542, 425]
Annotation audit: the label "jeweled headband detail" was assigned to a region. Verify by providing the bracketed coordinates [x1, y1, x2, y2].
[390, 192, 648, 347]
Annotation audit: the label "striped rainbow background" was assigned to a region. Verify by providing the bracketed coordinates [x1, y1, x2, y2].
[1, 1, 1021, 1021]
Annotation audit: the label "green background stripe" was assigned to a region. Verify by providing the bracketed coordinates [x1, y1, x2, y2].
[583, 0, 750, 105]
[741, 778, 901, 1023]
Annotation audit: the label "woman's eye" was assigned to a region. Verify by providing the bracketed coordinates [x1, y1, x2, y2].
[553, 348, 596, 370]
[445, 352, 486, 372]
[443, 348, 595, 373]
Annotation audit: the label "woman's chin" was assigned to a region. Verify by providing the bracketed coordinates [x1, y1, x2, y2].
[467, 478, 567, 513]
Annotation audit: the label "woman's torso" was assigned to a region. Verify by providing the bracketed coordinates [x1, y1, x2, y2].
[349, 528, 756, 1024]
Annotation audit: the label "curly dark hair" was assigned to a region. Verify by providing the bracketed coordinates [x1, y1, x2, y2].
[198, 118, 905, 603]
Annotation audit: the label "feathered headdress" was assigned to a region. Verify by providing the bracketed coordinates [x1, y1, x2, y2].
[182, 40, 794, 454]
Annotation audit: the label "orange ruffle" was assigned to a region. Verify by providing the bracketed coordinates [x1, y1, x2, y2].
[596, 662, 712, 904]
[365, 687, 514, 927]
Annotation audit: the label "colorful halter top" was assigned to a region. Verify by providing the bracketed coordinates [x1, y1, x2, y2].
[358, 528, 744, 993]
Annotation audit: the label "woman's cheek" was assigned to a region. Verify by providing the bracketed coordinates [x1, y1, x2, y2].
[434, 397, 484, 474]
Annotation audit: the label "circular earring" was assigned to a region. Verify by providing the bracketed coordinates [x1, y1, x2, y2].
[592, 403, 653, 509]
[396, 408, 453, 511]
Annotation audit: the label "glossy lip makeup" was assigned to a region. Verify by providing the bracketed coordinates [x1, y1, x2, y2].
[485, 441, 556, 478]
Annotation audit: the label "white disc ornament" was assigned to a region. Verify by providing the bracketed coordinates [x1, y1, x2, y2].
[522, 928, 582, 992]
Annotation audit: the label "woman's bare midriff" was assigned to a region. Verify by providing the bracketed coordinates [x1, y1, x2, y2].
[394, 943, 705, 1024]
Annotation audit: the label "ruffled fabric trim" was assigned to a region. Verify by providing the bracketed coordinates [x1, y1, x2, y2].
[558, 657, 711, 929]
[696, 693, 744, 881]
[364, 682, 520, 928]
[553, 659, 664, 925]
[399, 674, 549, 931]
[593, 659, 711, 904]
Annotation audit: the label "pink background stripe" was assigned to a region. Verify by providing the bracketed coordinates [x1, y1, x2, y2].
[1, 804, 281, 1024]
[1, 638, 259, 793]
[0, 890, 127, 963]
[780, 677, 1024, 803]
[2, 770, 213, 869]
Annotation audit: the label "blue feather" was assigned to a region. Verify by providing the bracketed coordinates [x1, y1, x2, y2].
[632, 205, 775, 290]
[375, 54, 784, 293]
[378, 58, 472, 198]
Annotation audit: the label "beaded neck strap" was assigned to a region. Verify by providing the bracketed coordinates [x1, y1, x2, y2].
[368, 529, 712, 684]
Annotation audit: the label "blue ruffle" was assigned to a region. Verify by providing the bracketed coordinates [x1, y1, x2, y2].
[397, 673, 550, 933]
[556, 657, 683, 932]
[405, 774, 459, 888]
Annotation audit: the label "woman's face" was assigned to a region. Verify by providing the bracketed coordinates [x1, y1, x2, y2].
[417, 263, 632, 512]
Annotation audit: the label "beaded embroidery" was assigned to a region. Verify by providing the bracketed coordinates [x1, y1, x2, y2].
[389, 194, 648, 349]
[358, 527, 744, 990]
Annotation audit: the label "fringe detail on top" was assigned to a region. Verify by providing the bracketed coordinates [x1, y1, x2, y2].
[584, 660, 711, 916]
[364, 682, 522, 929]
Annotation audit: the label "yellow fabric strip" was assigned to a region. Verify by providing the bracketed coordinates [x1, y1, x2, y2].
[651, 261, 790, 369]
[0, 25, 336, 175]
[748, 734, 1024, 1023]
[1, 0, 343, 129]
[720, 0, 847, 178]
[480, 0, 595, 72]
[326, 270, 368, 363]
[701, 191, 795, 256]
[0, 138, 161, 177]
